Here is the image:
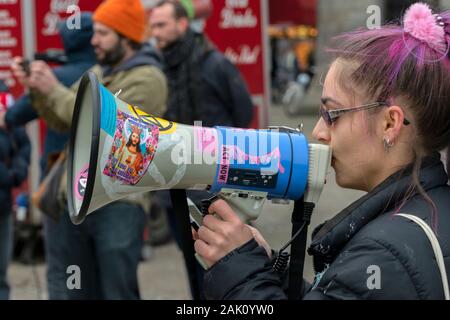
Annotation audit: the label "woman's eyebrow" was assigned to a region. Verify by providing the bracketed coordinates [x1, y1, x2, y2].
[321, 96, 343, 107]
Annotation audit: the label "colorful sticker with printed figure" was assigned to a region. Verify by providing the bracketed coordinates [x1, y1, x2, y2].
[103, 110, 159, 185]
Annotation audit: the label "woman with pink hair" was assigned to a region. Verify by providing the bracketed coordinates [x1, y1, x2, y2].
[194, 3, 450, 300]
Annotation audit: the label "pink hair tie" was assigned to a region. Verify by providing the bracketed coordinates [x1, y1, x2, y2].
[403, 2, 447, 54]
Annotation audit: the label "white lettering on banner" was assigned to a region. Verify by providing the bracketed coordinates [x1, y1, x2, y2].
[42, 12, 61, 36]
[43, 0, 80, 35]
[225, 0, 248, 8]
[0, 30, 11, 38]
[0, 70, 15, 87]
[0, 51, 12, 67]
[0, 0, 17, 5]
[0, 30, 16, 47]
[0, 10, 17, 27]
[225, 45, 260, 65]
[220, 8, 257, 29]
[50, 0, 79, 13]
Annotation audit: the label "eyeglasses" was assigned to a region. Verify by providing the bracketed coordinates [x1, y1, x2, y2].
[320, 99, 411, 127]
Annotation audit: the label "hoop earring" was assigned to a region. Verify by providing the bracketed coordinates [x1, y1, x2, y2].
[383, 137, 394, 152]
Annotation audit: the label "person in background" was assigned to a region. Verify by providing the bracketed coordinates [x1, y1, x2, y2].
[0, 80, 31, 299]
[1, 13, 96, 299]
[12, 0, 167, 299]
[149, 0, 253, 299]
[150, 0, 253, 128]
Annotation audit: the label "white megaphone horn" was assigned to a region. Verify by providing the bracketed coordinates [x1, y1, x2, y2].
[68, 72, 331, 225]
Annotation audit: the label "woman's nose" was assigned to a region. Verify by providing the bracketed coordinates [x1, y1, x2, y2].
[312, 118, 330, 144]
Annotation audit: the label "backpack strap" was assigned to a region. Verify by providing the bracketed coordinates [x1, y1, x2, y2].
[395, 213, 449, 300]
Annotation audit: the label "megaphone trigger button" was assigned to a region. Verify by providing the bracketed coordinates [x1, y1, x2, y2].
[201, 195, 219, 216]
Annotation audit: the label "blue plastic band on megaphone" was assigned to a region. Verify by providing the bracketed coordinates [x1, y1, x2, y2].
[285, 132, 309, 200]
[210, 126, 309, 200]
[99, 85, 117, 137]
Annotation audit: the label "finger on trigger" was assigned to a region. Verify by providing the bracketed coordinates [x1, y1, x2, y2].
[209, 199, 241, 224]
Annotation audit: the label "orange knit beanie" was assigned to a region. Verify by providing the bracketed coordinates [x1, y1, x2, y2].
[93, 0, 146, 43]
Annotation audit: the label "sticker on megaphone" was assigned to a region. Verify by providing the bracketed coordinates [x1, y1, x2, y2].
[102, 110, 159, 185]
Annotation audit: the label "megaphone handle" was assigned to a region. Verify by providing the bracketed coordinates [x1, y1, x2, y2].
[170, 190, 202, 300]
[195, 253, 210, 270]
[194, 193, 253, 270]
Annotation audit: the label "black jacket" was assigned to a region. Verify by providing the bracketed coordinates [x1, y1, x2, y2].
[162, 29, 253, 128]
[0, 127, 31, 214]
[203, 153, 450, 300]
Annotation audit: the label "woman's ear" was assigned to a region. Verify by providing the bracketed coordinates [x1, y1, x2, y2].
[382, 105, 406, 143]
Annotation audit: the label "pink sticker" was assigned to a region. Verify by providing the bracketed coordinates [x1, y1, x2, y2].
[102, 110, 159, 185]
[195, 127, 217, 156]
[75, 164, 89, 201]
[216, 145, 285, 184]
[217, 146, 231, 183]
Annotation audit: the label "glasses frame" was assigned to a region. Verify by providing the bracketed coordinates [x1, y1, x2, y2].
[320, 101, 410, 126]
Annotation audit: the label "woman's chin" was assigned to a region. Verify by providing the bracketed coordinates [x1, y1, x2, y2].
[334, 170, 351, 189]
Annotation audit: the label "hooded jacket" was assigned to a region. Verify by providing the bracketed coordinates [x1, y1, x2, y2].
[203, 153, 450, 300]
[5, 12, 97, 174]
[30, 41, 167, 209]
[31, 46, 167, 132]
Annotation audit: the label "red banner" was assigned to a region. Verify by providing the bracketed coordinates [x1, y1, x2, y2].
[34, 0, 102, 51]
[0, 0, 24, 98]
[269, 0, 316, 26]
[204, 0, 269, 128]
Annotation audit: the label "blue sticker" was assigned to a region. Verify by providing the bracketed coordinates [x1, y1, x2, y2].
[100, 85, 117, 137]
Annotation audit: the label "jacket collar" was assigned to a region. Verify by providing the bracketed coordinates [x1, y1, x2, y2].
[101, 47, 162, 78]
[308, 152, 448, 270]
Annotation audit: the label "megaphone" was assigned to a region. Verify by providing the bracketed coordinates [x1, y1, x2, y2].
[68, 72, 331, 225]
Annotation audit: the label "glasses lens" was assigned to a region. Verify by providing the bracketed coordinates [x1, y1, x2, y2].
[320, 106, 332, 126]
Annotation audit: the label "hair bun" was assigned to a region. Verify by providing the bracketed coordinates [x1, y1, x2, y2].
[403, 2, 446, 53]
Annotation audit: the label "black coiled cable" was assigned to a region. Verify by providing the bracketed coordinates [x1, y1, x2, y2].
[272, 221, 307, 275]
[272, 251, 290, 274]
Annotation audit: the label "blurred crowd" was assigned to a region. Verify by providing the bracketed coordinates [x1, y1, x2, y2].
[0, 0, 253, 300]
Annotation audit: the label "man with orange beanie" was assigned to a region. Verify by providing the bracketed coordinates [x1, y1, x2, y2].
[12, 0, 167, 300]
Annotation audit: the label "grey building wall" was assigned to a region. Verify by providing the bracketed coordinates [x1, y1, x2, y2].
[441, 0, 450, 9]
[300, 0, 385, 113]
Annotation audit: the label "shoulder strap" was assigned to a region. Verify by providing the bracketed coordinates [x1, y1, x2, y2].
[395, 213, 449, 300]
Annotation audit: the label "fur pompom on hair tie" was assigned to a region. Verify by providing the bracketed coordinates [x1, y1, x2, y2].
[403, 2, 447, 53]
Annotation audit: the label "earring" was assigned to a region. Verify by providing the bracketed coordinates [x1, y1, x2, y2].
[383, 137, 394, 151]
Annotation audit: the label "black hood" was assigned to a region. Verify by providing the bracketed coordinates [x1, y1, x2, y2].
[58, 12, 96, 63]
